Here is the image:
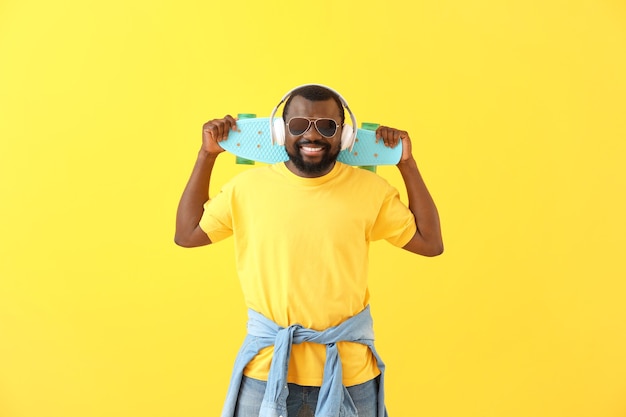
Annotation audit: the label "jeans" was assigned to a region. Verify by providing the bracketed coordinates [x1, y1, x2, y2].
[233, 376, 379, 417]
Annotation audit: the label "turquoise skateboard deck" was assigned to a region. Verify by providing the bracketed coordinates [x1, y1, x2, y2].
[219, 117, 402, 166]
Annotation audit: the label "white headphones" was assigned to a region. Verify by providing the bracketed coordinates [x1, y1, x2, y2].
[269, 84, 358, 151]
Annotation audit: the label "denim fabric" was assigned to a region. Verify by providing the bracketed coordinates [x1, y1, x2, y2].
[220, 305, 389, 417]
[234, 376, 379, 417]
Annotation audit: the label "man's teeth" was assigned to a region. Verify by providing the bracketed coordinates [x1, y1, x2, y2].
[302, 146, 323, 152]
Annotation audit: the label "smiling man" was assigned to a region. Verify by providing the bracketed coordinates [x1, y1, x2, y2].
[175, 84, 443, 417]
[282, 90, 344, 177]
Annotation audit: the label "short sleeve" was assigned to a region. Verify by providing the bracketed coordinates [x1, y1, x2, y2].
[370, 186, 417, 247]
[199, 184, 234, 243]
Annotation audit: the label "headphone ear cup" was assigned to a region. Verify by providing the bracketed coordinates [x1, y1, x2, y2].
[340, 124, 354, 150]
[273, 118, 286, 146]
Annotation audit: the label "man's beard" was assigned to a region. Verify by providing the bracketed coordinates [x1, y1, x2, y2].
[286, 140, 341, 176]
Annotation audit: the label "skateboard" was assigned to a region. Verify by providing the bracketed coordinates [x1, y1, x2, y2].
[219, 117, 402, 166]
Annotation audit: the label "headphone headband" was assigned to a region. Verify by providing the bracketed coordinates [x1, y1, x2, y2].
[269, 84, 358, 151]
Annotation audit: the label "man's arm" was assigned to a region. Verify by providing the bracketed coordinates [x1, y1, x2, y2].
[174, 115, 237, 248]
[377, 126, 444, 257]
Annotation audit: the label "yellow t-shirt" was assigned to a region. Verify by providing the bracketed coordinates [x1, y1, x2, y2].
[199, 162, 416, 387]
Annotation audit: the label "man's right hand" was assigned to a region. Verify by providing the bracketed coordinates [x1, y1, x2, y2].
[201, 115, 238, 155]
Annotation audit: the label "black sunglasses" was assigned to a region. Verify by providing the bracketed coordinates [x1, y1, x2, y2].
[286, 117, 339, 138]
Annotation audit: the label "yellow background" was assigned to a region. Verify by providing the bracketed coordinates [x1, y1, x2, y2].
[1, 0, 625, 416]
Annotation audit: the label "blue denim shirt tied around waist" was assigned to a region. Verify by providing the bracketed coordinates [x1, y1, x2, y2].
[220, 305, 389, 417]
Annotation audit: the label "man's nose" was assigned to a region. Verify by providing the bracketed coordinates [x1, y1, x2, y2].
[303, 121, 323, 139]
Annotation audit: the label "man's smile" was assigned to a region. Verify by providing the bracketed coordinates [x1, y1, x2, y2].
[302, 146, 323, 152]
[298, 141, 329, 156]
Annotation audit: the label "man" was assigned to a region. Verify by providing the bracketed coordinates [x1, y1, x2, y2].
[175, 84, 443, 417]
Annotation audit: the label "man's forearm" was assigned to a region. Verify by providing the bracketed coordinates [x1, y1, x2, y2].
[174, 150, 218, 247]
[397, 157, 443, 256]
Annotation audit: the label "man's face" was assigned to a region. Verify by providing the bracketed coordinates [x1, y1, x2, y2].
[283, 96, 343, 178]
